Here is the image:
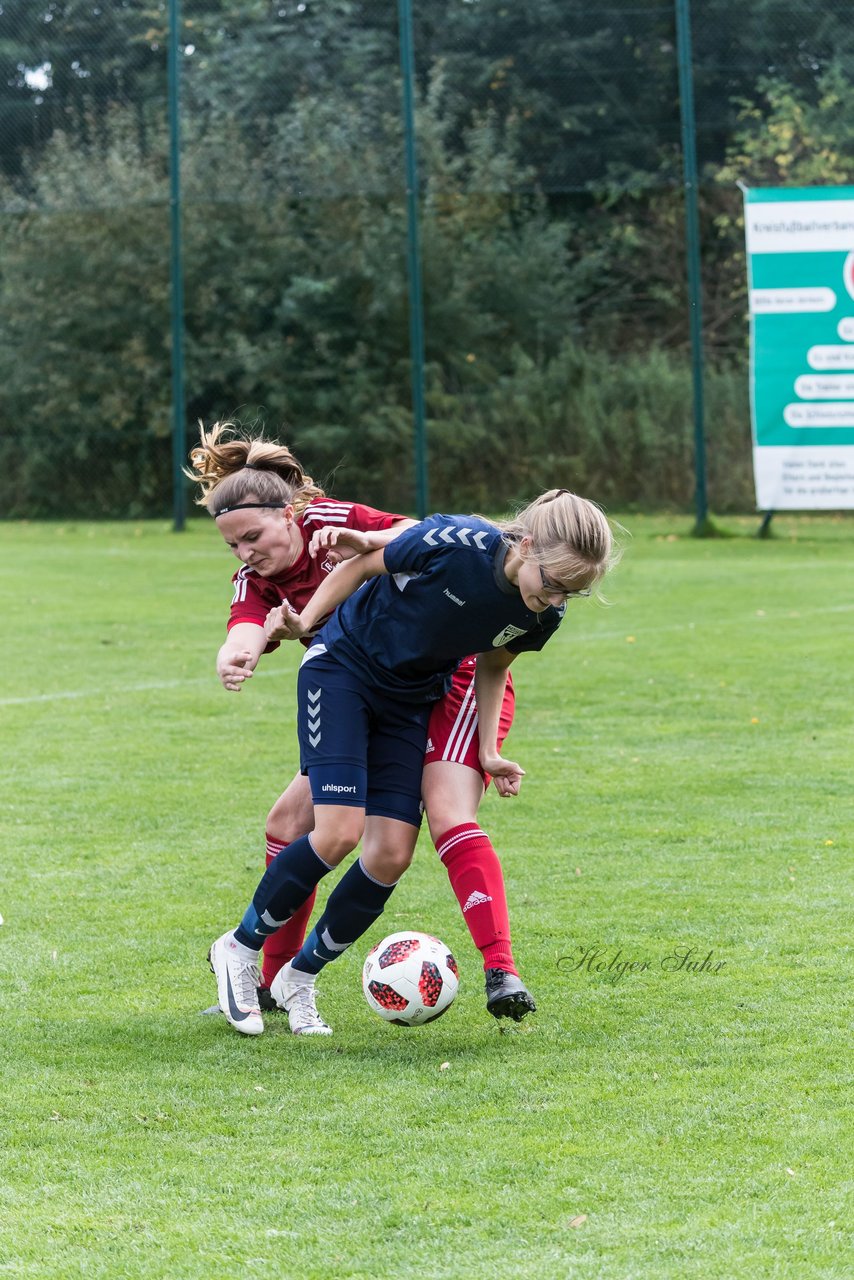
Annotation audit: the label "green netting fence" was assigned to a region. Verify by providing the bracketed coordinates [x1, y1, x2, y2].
[2, 1, 854, 519]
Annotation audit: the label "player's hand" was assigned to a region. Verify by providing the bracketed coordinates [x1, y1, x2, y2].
[265, 601, 305, 642]
[308, 526, 373, 563]
[481, 752, 526, 798]
[217, 650, 255, 692]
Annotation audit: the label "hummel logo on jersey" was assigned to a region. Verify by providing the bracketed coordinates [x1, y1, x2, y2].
[462, 890, 493, 912]
[307, 687, 321, 747]
[443, 588, 465, 606]
[422, 525, 489, 549]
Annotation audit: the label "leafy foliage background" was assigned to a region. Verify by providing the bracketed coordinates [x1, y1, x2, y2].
[2, 1, 854, 515]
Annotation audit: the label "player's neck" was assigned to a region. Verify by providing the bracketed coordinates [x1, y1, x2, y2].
[502, 545, 522, 588]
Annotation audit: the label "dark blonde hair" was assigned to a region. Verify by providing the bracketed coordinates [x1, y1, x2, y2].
[185, 421, 326, 516]
[497, 488, 619, 588]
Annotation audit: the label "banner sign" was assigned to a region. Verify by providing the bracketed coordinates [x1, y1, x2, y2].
[744, 185, 854, 509]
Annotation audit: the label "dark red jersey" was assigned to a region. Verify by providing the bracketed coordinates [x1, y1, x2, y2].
[227, 498, 406, 646]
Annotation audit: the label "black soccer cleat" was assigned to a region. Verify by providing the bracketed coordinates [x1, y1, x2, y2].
[256, 984, 280, 1013]
[485, 969, 537, 1021]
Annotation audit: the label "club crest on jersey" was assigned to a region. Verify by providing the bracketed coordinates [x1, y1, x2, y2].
[492, 623, 528, 646]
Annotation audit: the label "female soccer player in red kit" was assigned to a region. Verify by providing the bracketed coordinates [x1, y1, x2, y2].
[189, 423, 534, 1033]
[209, 488, 616, 1037]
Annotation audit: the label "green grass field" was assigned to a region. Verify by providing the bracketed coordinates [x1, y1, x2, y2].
[1, 513, 852, 1279]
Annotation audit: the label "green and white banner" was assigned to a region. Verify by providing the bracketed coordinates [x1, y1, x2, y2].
[744, 185, 854, 509]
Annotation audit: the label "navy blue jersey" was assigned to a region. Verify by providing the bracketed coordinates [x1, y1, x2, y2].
[313, 514, 565, 701]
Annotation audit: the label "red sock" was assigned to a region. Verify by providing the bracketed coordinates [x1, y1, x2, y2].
[435, 823, 517, 973]
[260, 836, 317, 987]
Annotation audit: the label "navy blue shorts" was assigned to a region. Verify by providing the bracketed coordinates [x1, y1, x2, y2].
[297, 647, 430, 828]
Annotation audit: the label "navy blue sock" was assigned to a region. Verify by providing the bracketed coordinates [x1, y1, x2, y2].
[291, 858, 397, 975]
[233, 834, 333, 949]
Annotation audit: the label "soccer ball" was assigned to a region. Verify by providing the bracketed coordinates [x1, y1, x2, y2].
[362, 930, 459, 1026]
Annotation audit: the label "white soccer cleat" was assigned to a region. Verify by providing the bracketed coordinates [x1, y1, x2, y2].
[269, 961, 333, 1036]
[208, 932, 264, 1036]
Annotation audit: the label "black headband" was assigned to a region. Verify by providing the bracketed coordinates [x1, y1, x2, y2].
[213, 502, 289, 517]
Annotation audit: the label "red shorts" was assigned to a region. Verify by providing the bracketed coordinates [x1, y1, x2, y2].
[425, 656, 515, 787]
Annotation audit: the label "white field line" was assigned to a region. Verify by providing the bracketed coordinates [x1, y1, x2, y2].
[0, 665, 293, 708]
[2, 601, 853, 709]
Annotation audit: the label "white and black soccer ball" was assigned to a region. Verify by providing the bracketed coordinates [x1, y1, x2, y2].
[362, 930, 459, 1026]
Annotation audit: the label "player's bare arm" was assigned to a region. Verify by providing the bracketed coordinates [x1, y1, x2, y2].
[216, 621, 268, 692]
[308, 518, 416, 563]
[265, 546, 390, 643]
[475, 648, 523, 797]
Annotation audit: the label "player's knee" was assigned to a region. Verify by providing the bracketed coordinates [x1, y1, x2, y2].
[265, 805, 306, 844]
[362, 843, 415, 883]
[311, 812, 364, 864]
[266, 790, 314, 843]
[423, 804, 452, 845]
[387, 846, 416, 879]
[267, 803, 297, 844]
[423, 800, 478, 846]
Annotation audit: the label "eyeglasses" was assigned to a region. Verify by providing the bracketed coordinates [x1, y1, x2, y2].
[539, 564, 592, 599]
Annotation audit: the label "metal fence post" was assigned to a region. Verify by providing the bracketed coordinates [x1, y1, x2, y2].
[168, 0, 187, 530]
[397, 0, 429, 518]
[675, 0, 710, 534]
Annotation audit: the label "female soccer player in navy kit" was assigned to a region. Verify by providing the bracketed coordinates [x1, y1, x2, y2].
[191, 424, 531, 1034]
[208, 486, 616, 1036]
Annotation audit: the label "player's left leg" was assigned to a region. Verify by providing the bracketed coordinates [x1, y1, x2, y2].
[272, 695, 428, 1028]
[287, 815, 419, 977]
[210, 803, 357, 1038]
[272, 816, 418, 1031]
[425, 763, 536, 1021]
[259, 772, 317, 996]
[422, 664, 535, 1021]
[211, 653, 369, 1036]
